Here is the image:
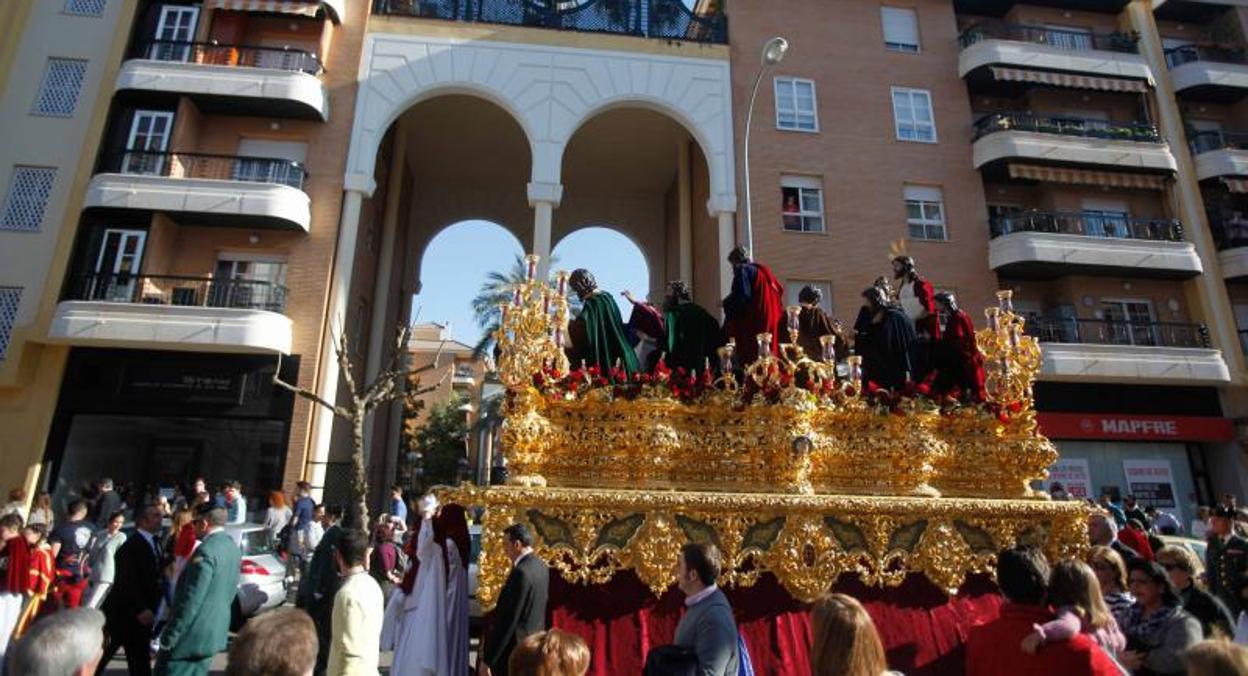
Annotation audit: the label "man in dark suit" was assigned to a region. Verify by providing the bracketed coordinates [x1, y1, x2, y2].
[296, 503, 344, 676]
[155, 504, 241, 676]
[479, 523, 549, 676]
[101, 502, 165, 676]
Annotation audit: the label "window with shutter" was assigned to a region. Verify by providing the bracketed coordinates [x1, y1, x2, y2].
[881, 7, 920, 53]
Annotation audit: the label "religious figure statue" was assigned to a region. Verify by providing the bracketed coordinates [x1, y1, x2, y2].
[623, 281, 722, 373]
[722, 246, 784, 367]
[892, 255, 939, 379]
[930, 292, 986, 402]
[566, 268, 640, 378]
[855, 285, 916, 390]
[782, 285, 847, 362]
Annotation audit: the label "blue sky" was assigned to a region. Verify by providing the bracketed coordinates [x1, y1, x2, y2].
[411, 221, 649, 345]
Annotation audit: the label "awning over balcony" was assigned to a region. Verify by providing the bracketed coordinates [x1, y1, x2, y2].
[1222, 177, 1248, 193]
[208, 0, 321, 18]
[1008, 163, 1168, 190]
[989, 66, 1149, 93]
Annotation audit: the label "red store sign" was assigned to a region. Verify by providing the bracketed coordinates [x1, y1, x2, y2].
[1036, 413, 1234, 443]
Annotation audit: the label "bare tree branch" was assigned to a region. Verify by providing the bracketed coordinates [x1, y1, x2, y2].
[271, 353, 352, 419]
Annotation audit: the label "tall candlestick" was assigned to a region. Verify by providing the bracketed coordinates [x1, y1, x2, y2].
[553, 326, 564, 347]
[996, 289, 1014, 313]
[525, 254, 539, 281]
[819, 334, 836, 363]
[512, 286, 522, 307]
[542, 291, 551, 315]
[847, 355, 863, 385]
[1008, 322, 1021, 349]
[786, 305, 801, 334]
[718, 342, 735, 373]
[499, 302, 510, 324]
[555, 270, 568, 297]
[756, 333, 772, 361]
[985, 307, 1000, 332]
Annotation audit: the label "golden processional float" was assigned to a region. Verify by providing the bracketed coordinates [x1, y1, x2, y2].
[440, 254, 1086, 610]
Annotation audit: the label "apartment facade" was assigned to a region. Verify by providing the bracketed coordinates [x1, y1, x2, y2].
[4, 0, 1248, 516]
[731, 0, 1248, 517]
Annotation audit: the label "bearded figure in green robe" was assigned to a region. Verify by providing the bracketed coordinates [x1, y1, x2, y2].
[566, 268, 640, 378]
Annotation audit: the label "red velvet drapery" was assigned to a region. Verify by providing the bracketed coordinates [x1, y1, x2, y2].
[544, 571, 1003, 675]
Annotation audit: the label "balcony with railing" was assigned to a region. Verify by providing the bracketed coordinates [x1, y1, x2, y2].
[452, 362, 478, 385]
[1165, 44, 1248, 99]
[1211, 216, 1248, 279]
[117, 40, 328, 119]
[1022, 317, 1228, 384]
[371, 0, 727, 44]
[83, 151, 312, 231]
[1189, 130, 1248, 181]
[972, 112, 1175, 172]
[957, 22, 1149, 84]
[988, 211, 1200, 278]
[50, 273, 294, 354]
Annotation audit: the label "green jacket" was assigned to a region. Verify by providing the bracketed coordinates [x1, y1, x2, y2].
[161, 530, 241, 660]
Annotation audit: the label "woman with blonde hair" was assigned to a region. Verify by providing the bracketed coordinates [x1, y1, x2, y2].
[1020, 559, 1124, 655]
[1088, 544, 1134, 629]
[508, 628, 591, 676]
[810, 593, 899, 676]
[1187, 638, 1248, 675]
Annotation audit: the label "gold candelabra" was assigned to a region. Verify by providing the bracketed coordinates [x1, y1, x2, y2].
[494, 254, 570, 387]
[979, 290, 1042, 407]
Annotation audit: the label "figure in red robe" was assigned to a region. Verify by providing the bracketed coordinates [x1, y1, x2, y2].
[0, 514, 31, 659]
[931, 292, 986, 402]
[14, 525, 52, 638]
[722, 246, 784, 367]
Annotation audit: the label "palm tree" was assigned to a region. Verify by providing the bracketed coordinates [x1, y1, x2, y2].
[469, 253, 579, 358]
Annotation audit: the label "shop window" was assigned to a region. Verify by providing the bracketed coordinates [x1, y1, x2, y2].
[774, 77, 818, 132]
[881, 7, 920, 53]
[32, 58, 88, 117]
[1, 166, 56, 231]
[904, 185, 947, 241]
[781, 176, 824, 232]
[64, 0, 107, 15]
[891, 87, 936, 143]
[0, 287, 21, 359]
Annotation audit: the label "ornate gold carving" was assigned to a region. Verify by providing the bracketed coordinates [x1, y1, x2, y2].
[442, 486, 1090, 609]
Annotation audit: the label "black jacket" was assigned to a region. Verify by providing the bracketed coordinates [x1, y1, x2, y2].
[1180, 583, 1235, 638]
[102, 530, 162, 624]
[484, 553, 549, 676]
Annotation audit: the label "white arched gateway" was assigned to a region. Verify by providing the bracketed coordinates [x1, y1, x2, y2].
[306, 30, 739, 495]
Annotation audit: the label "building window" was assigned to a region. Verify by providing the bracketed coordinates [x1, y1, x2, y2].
[891, 87, 936, 143]
[32, 58, 88, 117]
[0, 167, 56, 232]
[0, 287, 21, 360]
[781, 176, 824, 232]
[904, 185, 947, 241]
[785, 280, 833, 315]
[774, 77, 818, 132]
[881, 7, 920, 53]
[64, 0, 107, 16]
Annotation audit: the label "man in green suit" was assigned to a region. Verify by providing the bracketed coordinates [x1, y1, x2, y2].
[155, 504, 241, 676]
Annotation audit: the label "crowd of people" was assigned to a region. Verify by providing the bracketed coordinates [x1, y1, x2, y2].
[565, 248, 987, 401]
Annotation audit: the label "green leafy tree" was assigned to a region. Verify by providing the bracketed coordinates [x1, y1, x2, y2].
[414, 393, 470, 490]
[469, 253, 579, 359]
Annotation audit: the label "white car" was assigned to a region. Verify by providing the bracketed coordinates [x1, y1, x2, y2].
[225, 524, 290, 627]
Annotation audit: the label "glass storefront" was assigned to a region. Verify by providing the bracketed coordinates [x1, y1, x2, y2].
[1054, 440, 1198, 524]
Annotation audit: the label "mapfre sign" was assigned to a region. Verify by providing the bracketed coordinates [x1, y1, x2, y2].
[1037, 412, 1234, 443]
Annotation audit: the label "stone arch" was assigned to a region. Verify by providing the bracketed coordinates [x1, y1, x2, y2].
[409, 217, 529, 295]
[551, 226, 652, 302]
[346, 34, 736, 212]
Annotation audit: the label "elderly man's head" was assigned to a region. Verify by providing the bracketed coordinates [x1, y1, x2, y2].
[9, 608, 105, 676]
[1087, 511, 1117, 546]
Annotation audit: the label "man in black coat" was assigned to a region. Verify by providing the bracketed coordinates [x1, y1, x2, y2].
[296, 504, 344, 676]
[101, 502, 165, 676]
[479, 523, 549, 676]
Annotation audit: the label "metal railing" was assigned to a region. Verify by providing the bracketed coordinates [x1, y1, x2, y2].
[101, 151, 308, 190]
[1025, 317, 1210, 348]
[990, 211, 1184, 241]
[1165, 44, 1248, 68]
[973, 112, 1161, 143]
[958, 21, 1137, 53]
[66, 273, 289, 313]
[1188, 129, 1248, 155]
[140, 40, 322, 74]
[372, 0, 728, 44]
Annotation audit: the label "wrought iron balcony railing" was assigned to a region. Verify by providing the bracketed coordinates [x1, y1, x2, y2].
[958, 21, 1137, 54]
[66, 273, 289, 313]
[1188, 129, 1248, 155]
[1165, 44, 1248, 69]
[372, 0, 727, 44]
[973, 112, 1161, 143]
[1025, 317, 1210, 348]
[101, 151, 308, 190]
[989, 211, 1184, 241]
[140, 40, 323, 74]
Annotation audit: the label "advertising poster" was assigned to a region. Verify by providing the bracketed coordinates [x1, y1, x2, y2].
[1044, 458, 1092, 500]
[1122, 459, 1181, 523]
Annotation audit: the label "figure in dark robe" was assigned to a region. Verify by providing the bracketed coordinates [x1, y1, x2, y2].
[780, 285, 848, 361]
[566, 269, 640, 378]
[893, 255, 940, 380]
[856, 286, 916, 391]
[930, 292, 987, 402]
[624, 281, 722, 373]
[722, 246, 784, 367]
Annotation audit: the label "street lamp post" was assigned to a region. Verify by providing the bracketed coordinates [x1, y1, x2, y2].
[742, 37, 789, 256]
